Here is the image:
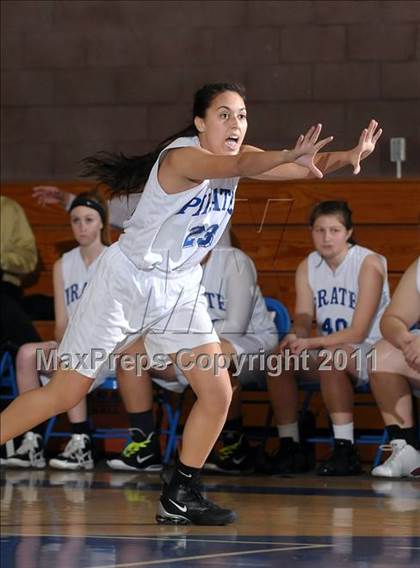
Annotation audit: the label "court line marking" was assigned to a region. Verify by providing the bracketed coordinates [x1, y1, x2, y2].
[3, 533, 420, 550]
[393, 546, 420, 550]
[89, 544, 333, 568]
[0, 532, 328, 547]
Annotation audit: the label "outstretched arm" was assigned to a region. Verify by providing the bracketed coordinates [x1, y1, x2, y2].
[33, 185, 74, 209]
[162, 124, 333, 193]
[247, 120, 382, 181]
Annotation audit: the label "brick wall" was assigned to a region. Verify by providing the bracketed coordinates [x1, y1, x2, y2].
[2, 0, 420, 179]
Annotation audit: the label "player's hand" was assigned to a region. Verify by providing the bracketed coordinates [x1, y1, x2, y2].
[289, 337, 313, 355]
[278, 333, 297, 354]
[292, 124, 334, 179]
[349, 119, 383, 175]
[402, 334, 420, 373]
[32, 185, 66, 207]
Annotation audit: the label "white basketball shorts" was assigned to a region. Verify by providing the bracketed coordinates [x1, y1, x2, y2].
[58, 243, 219, 380]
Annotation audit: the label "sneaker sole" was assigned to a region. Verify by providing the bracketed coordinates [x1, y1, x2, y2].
[372, 470, 416, 479]
[49, 460, 94, 471]
[5, 459, 46, 469]
[106, 459, 162, 472]
[156, 501, 237, 526]
[156, 501, 190, 524]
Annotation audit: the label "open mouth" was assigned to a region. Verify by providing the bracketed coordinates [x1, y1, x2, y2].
[225, 135, 240, 150]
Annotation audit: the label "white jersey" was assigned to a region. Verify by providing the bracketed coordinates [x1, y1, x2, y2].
[307, 244, 390, 344]
[119, 136, 239, 272]
[202, 247, 277, 347]
[61, 247, 104, 319]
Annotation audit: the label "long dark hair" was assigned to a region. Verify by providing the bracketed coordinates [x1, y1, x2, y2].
[81, 82, 246, 197]
[309, 200, 356, 245]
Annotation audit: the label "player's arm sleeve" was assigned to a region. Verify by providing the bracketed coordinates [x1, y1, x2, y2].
[214, 253, 257, 337]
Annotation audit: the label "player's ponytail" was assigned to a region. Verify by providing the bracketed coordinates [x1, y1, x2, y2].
[80, 125, 196, 198]
[81, 82, 246, 198]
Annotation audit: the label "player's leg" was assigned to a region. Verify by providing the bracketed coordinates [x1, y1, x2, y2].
[370, 339, 420, 478]
[265, 349, 319, 473]
[1, 369, 93, 445]
[204, 337, 254, 474]
[15, 341, 56, 392]
[6, 341, 55, 469]
[317, 344, 363, 476]
[157, 341, 236, 525]
[107, 337, 162, 472]
[176, 342, 232, 467]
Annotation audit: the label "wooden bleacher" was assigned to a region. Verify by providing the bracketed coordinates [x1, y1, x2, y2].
[1, 178, 419, 341]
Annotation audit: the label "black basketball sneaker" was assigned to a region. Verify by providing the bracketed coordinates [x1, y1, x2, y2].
[317, 439, 363, 476]
[266, 437, 314, 474]
[107, 432, 162, 472]
[205, 432, 254, 474]
[157, 481, 237, 525]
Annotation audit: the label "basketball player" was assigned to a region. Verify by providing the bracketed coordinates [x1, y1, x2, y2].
[5, 191, 109, 471]
[1, 83, 382, 525]
[267, 201, 390, 475]
[369, 257, 420, 478]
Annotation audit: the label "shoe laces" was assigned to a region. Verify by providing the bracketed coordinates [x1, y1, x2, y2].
[331, 440, 354, 457]
[378, 440, 406, 464]
[219, 435, 244, 459]
[16, 432, 39, 455]
[123, 433, 153, 457]
[61, 434, 87, 458]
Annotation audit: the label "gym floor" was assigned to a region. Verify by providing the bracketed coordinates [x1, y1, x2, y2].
[1, 468, 419, 567]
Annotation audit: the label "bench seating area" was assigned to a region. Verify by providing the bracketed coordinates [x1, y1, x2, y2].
[1, 178, 419, 457]
[2, 178, 419, 331]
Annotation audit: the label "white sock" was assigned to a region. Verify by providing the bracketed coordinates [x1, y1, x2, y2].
[333, 422, 354, 444]
[277, 422, 299, 443]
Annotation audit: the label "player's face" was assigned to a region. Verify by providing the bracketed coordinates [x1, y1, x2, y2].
[311, 214, 353, 260]
[70, 206, 103, 247]
[195, 91, 247, 155]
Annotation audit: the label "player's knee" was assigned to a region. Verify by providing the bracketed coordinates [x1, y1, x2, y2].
[371, 339, 390, 370]
[16, 343, 36, 368]
[201, 381, 232, 416]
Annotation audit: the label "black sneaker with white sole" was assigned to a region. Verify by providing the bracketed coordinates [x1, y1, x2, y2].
[49, 434, 94, 471]
[205, 433, 254, 474]
[6, 432, 46, 469]
[157, 480, 237, 525]
[106, 432, 162, 472]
